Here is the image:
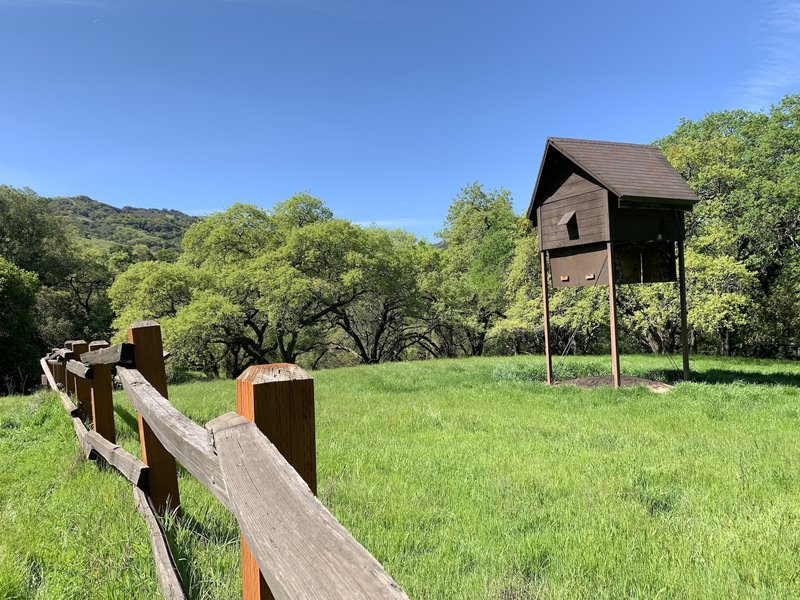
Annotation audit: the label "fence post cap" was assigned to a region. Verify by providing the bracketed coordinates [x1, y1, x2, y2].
[129, 320, 161, 330]
[237, 364, 311, 384]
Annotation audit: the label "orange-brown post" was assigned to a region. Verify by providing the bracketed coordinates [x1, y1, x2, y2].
[236, 363, 316, 600]
[72, 340, 91, 420]
[607, 242, 621, 388]
[128, 321, 181, 516]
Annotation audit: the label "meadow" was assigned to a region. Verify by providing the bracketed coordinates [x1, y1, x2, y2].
[1, 354, 800, 599]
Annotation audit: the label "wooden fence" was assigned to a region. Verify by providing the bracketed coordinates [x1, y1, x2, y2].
[41, 320, 407, 600]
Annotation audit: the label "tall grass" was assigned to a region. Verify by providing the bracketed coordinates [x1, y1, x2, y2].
[2, 354, 800, 598]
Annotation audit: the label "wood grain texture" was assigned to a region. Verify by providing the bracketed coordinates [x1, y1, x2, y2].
[133, 486, 187, 600]
[66, 359, 92, 379]
[237, 364, 317, 494]
[86, 430, 149, 488]
[118, 367, 231, 511]
[72, 416, 93, 458]
[209, 414, 408, 600]
[236, 364, 317, 599]
[80, 343, 135, 367]
[51, 348, 74, 361]
[128, 322, 181, 516]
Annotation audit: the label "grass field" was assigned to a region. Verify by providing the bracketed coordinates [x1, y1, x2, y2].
[2, 354, 800, 598]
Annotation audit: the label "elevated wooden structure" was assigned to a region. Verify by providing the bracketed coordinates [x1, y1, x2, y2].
[528, 137, 699, 387]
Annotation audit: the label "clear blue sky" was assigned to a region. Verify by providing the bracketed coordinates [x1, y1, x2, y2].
[1, 0, 798, 238]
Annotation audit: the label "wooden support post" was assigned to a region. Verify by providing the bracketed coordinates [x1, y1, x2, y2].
[91, 364, 116, 443]
[72, 341, 90, 420]
[128, 321, 181, 516]
[677, 238, 690, 381]
[65, 341, 76, 396]
[607, 242, 621, 388]
[236, 363, 316, 600]
[540, 251, 553, 385]
[88, 340, 110, 352]
[53, 361, 63, 390]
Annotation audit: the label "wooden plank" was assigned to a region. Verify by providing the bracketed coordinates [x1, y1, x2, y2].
[66, 359, 92, 380]
[72, 416, 93, 458]
[80, 342, 135, 367]
[236, 364, 317, 599]
[132, 487, 187, 600]
[86, 430, 149, 488]
[117, 367, 231, 511]
[208, 414, 408, 600]
[88, 340, 110, 351]
[540, 191, 608, 215]
[52, 348, 74, 361]
[128, 321, 181, 516]
[41, 357, 60, 391]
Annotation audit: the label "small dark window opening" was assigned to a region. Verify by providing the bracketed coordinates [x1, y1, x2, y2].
[558, 211, 579, 240]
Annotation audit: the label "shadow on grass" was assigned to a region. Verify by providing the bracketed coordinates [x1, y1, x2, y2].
[114, 404, 139, 433]
[692, 369, 800, 387]
[639, 368, 800, 387]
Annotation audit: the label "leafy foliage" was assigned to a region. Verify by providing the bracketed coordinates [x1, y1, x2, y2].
[3, 96, 800, 389]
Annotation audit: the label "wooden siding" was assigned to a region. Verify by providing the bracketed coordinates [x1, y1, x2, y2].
[540, 174, 609, 250]
[549, 244, 610, 288]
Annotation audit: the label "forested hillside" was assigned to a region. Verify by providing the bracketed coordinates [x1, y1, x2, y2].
[46, 195, 197, 251]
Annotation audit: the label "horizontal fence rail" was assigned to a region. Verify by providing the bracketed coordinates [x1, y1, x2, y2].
[41, 321, 407, 599]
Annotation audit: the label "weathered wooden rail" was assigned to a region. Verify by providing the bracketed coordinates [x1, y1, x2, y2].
[42, 321, 407, 600]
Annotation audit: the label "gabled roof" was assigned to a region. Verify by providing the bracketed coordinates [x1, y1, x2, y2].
[527, 137, 699, 222]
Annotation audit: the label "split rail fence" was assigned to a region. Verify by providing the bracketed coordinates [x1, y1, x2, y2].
[41, 320, 407, 600]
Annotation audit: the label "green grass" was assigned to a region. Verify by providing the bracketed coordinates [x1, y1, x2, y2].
[2, 354, 800, 598]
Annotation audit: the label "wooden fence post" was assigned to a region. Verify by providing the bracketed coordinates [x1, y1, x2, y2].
[72, 340, 91, 420]
[236, 363, 316, 600]
[64, 341, 75, 394]
[128, 321, 181, 516]
[91, 364, 116, 443]
[53, 360, 63, 390]
[88, 341, 115, 442]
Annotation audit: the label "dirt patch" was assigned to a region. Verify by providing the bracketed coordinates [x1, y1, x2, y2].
[557, 375, 671, 393]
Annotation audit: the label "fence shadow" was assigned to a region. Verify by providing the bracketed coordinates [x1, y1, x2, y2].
[114, 403, 139, 432]
[639, 368, 800, 387]
[692, 368, 800, 387]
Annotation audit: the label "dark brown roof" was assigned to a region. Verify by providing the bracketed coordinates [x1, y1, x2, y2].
[527, 137, 699, 221]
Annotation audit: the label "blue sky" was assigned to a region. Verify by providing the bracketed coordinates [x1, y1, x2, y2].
[0, 0, 798, 239]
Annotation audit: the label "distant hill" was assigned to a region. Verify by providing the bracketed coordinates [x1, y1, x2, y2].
[46, 195, 198, 251]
